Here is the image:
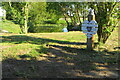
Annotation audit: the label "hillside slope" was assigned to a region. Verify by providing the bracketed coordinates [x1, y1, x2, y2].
[0, 20, 21, 33]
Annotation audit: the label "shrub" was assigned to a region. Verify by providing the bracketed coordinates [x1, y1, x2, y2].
[33, 24, 65, 33]
[56, 20, 67, 25]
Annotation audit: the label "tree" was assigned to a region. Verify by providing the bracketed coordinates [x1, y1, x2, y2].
[28, 2, 47, 33]
[29, 2, 47, 25]
[89, 2, 119, 43]
[46, 2, 62, 24]
[47, 2, 89, 31]
[2, 2, 29, 34]
[2, 2, 47, 33]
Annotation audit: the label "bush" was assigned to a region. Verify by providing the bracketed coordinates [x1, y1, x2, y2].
[44, 19, 56, 24]
[32, 24, 65, 33]
[56, 20, 67, 25]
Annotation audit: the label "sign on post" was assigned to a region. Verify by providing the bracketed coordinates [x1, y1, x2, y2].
[81, 9, 98, 50]
[81, 20, 98, 38]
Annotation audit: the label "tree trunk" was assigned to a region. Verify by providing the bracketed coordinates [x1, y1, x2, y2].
[8, 2, 12, 8]
[24, 3, 28, 34]
[63, 13, 69, 26]
[83, 10, 85, 21]
[76, 8, 81, 24]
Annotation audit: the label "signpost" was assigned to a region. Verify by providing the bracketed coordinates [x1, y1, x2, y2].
[81, 9, 98, 50]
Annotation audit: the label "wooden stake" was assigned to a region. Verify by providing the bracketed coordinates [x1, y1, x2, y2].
[87, 10, 95, 51]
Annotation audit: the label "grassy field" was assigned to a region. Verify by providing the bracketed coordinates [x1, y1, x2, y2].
[1, 27, 119, 78]
[0, 20, 21, 33]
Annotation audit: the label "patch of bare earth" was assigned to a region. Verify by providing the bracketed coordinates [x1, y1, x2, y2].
[2, 44, 119, 78]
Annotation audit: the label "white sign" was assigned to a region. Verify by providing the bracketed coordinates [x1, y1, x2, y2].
[0, 7, 6, 17]
[82, 20, 98, 38]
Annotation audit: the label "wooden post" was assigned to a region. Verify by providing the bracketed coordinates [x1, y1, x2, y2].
[87, 9, 95, 51]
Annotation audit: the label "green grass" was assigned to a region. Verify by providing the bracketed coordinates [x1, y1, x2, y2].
[2, 43, 41, 60]
[1, 28, 117, 61]
[1, 27, 118, 78]
[1, 31, 98, 61]
[0, 20, 21, 33]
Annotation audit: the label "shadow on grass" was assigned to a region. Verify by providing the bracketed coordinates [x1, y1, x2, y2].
[1, 35, 119, 78]
[1, 35, 99, 45]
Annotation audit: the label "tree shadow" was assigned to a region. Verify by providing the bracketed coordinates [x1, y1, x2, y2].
[1, 35, 119, 78]
[1, 35, 86, 45]
[1, 35, 47, 45]
[1, 35, 99, 45]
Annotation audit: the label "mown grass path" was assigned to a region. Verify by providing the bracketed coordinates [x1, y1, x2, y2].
[1, 29, 119, 78]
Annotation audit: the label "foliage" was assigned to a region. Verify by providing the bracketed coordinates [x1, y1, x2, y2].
[58, 2, 89, 31]
[28, 2, 49, 33]
[28, 19, 66, 33]
[89, 2, 119, 43]
[46, 2, 89, 31]
[2, 2, 48, 34]
[29, 2, 47, 25]
[32, 24, 65, 33]
[46, 2, 62, 24]
[56, 19, 67, 25]
[2, 2, 29, 34]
